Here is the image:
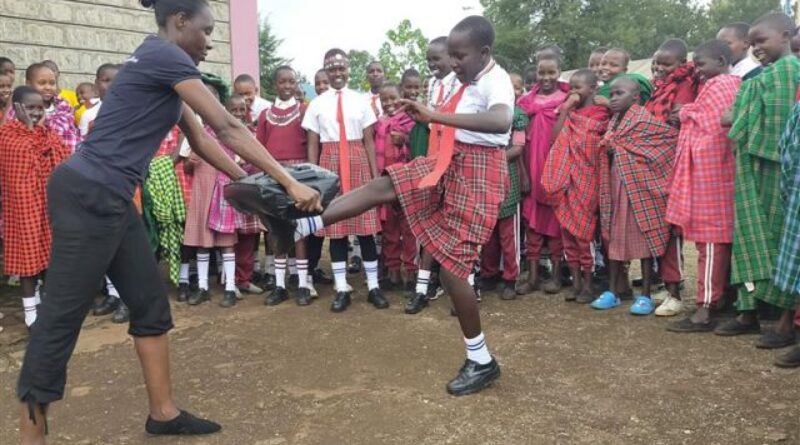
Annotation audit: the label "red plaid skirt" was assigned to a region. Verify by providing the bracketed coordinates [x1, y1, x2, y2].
[319, 141, 380, 238]
[387, 143, 508, 279]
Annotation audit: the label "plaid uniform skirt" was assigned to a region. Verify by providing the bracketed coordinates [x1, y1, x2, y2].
[608, 160, 651, 261]
[387, 143, 508, 279]
[319, 141, 380, 238]
[183, 158, 237, 248]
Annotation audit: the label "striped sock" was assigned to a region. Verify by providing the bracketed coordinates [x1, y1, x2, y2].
[222, 253, 236, 292]
[364, 260, 379, 290]
[295, 216, 323, 241]
[179, 263, 190, 285]
[23, 296, 37, 327]
[275, 258, 287, 289]
[332, 261, 348, 292]
[297, 259, 309, 289]
[197, 252, 210, 290]
[416, 270, 431, 294]
[465, 332, 492, 365]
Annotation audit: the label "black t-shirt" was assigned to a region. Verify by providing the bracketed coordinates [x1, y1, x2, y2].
[67, 35, 201, 199]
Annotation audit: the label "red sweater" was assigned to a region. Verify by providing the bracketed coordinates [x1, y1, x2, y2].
[256, 103, 307, 161]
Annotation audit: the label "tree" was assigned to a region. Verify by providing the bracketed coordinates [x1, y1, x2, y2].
[347, 49, 376, 91]
[704, 0, 782, 37]
[377, 20, 430, 82]
[258, 15, 291, 101]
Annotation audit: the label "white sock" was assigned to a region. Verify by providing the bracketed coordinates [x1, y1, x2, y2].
[465, 332, 492, 365]
[216, 250, 223, 272]
[197, 252, 210, 290]
[297, 259, 309, 289]
[275, 257, 287, 289]
[179, 263, 190, 284]
[105, 276, 120, 298]
[254, 258, 262, 274]
[416, 270, 431, 294]
[23, 296, 37, 327]
[295, 216, 323, 241]
[289, 257, 297, 275]
[468, 273, 475, 287]
[265, 255, 275, 275]
[223, 253, 236, 292]
[34, 288, 41, 305]
[332, 261, 348, 292]
[364, 260, 379, 290]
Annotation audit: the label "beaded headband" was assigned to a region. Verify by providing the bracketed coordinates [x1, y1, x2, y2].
[324, 53, 348, 69]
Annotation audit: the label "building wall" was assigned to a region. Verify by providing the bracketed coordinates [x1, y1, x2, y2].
[0, 0, 237, 90]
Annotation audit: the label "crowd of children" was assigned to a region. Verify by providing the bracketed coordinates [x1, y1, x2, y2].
[2, 12, 800, 371]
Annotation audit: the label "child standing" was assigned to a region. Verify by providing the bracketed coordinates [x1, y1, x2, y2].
[588, 48, 607, 79]
[718, 23, 763, 81]
[21, 64, 82, 152]
[517, 57, 569, 295]
[665, 40, 741, 332]
[293, 16, 514, 395]
[592, 78, 678, 315]
[0, 57, 15, 84]
[302, 49, 386, 313]
[714, 13, 799, 349]
[596, 49, 653, 105]
[314, 69, 330, 96]
[366, 61, 386, 118]
[0, 87, 70, 327]
[78, 64, 120, 136]
[542, 69, 609, 303]
[480, 73, 528, 300]
[257, 66, 313, 306]
[233, 74, 271, 124]
[73, 82, 98, 127]
[0, 72, 12, 124]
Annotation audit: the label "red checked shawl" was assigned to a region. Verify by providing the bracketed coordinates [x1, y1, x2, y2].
[541, 105, 609, 240]
[666, 74, 740, 243]
[645, 63, 698, 124]
[599, 104, 678, 258]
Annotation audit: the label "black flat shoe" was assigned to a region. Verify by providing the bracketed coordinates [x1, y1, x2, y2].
[258, 274, 276, 291]
[219, 291, 237, 308]
[176, 283, 190, 303]
[755, 330, 797, 350]
[774, 347, 800, 368]
[331, 291, 351, 312]
[500, 281, 517, 301]
[446, 358, 501, 396]
[379, 277, 403, 292]
[405, 292, 428, 314]
[265, 287, 289, 306]
[295, 287, 312, 306]
[666, 317, 716, 333]
[714, 319, 761, 337]
[347, 256, 363, 274]
[312, 268, 334, 285]
[187, 289, 210, 306]
[367, 289, 390, 309]
[145, 410, 221, 436]
[112, 303, 130, 324]
[93, 295, 119, 316]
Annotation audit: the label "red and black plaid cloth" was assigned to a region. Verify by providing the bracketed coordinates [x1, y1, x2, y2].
[542, 105, 609, 241]
[0, 120, 69, 275]
[599, 104, 678, 258]
[386, 142, 508, 279]
[645, 63, 698, 125]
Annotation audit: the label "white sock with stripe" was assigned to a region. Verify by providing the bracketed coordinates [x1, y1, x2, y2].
[179, 263, 190, 285]
[275, 258, 287, 289]
[295, 216, 324, 241]
[364, 260, 379, 291]
[297, 259, 309, 289]
[197, 252, 210, 290]
[23, 296, 37, 327]
[416, 270, 431, 294]
[465, 332, 492, 365]
[222, 253, 236, 292]
[332, 261, 349, 292]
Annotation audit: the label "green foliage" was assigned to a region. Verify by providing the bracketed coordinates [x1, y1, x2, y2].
[348, 49, 376, 91]
[704, 0, 782, 37]
[377, 20, 430, 83]
[258, 15, 292, 101]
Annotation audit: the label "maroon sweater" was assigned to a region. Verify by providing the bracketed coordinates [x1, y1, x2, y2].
[256, 102, 307, 161]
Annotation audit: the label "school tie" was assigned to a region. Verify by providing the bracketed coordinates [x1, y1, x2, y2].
[435, 82, 445, 107]
[336, 91, 352, 193]
[371, 94, 381, 118]
[426, 82, 448, 158]
[417, 83, 468, 189]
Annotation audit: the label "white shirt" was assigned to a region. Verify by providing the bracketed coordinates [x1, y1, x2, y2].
[365, 92, 383, 118]
[272, 96, 297, 110]
[78, 98, 102, 136]
[731, 56, 761, 79]
[251, 96, 272, 121]
[427, 71, 461, 109]
[454, 62, 515, 147]
[302, 88, 377, 142]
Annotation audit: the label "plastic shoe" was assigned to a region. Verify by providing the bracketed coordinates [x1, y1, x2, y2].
[654, 295, 683, 317]
[630, 296, 655, 316]
[590, 291, 620, 310]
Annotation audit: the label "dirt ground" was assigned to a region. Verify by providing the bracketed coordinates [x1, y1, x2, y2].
[0, 248, 799, 445]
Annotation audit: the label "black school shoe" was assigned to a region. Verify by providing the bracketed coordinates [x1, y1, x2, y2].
[331, 291, 351, 312]
[295, 287, 312, 306]
[755, 330, 797, 350]
[145, 410, 221, 436]
[666, 317, 716, 333]
[112, 303, 130, 324]
[367, 289, 390, 309]
[265, 287, 289, 306]
[219, 291, 237, 308]
[405, 292, 428, 314]
[312, 268, 334, 285]
[446, 358, 501, 396]
[347, 256, 363, 274]
[93, 295, 119, 316]
[187, 289, 210, 306]
[176, 283, 191, 303]
[714, 319, 761, 337]
[774, 347, 800, 368]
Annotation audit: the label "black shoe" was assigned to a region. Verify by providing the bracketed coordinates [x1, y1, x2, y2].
[347, 256, 363, 274]
[446, 358, 501, 396]
[379, 277, 403, 292]
[187, 289, 210, 306]
[312, 268, 334, 285]
[219, 291, 237, 308]
[145, 409, 221, 436]
[331, 291, 351, 312]
[258, 273, 276, 291]
[666, 317, 716, 333]
[112, 303, 130, 324]
[755, 330, 797, 350]
[288, 274, 300, 289]
[775, 347, 800, 368]
[295, 287, 312, 306]
[265, 287, 289, 306]
[405, 292, 428, 314]
[176, 283, 190, 303]
[478, 276, 499, 292]
[367, 289, 390, 309]
[714, 319, 761, 337]
[500, 281, 517, 301]
[93, 295, 119, 316]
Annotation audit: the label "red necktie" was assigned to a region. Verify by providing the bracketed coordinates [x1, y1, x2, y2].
[336, 91, 351, 193]
[418, 84, 468, 188]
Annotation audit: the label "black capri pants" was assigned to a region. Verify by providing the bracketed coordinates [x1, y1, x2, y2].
[18, 165, 173, 407]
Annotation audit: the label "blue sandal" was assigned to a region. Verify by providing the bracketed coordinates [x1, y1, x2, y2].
[630, 296, 655, 316]
[591, 291, 621, 310]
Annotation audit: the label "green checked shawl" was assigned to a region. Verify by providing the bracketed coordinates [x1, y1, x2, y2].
[729, 55, 800, 310]
[774, 102, 800, 300]
[145, 156, 187, 286]
[498, 107, 529, 219]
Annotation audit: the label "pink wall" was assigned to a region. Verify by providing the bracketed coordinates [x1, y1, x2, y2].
[229, 0, 260, 82]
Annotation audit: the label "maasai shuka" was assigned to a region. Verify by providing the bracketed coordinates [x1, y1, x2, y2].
[645, 63, 698, 124]
[9, 97, 83, 153]
[666, 74, 740, 243]
[599, 104, 679, 258]
[542, 104, 609, 241]
[0, 120, 69, 275]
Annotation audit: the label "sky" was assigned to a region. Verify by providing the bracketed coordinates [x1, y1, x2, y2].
[257, 0, 484, 79]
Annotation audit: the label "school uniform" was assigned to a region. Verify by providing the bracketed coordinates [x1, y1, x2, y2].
[251, 96, 272, 124]
[731, 56, 762, 82]
[385, 61, 513, 279]
[302, 87, 380, 238]
[367, 92, 383, 119]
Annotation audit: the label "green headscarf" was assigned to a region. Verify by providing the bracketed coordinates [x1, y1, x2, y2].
[201, 72, 231, 104]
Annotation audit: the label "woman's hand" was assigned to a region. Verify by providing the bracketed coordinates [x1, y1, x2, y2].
[398, 99, 435, 124]
[287, 180, 322, 213]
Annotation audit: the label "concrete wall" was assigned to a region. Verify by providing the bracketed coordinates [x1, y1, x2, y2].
[0, 0, 236, 90]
